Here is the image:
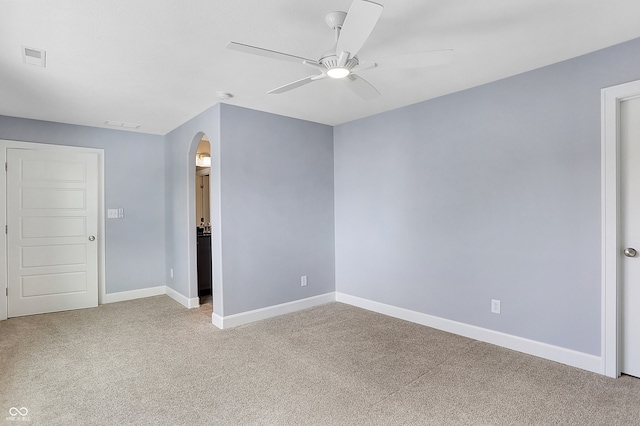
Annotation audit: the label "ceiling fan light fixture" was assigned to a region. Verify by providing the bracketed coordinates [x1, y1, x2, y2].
[322, 56, 358, 79]
[327, 67, 351, 79]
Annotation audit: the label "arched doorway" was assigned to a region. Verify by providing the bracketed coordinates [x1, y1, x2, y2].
[185, 130, 222, 322]
[195, 135, 212, 308]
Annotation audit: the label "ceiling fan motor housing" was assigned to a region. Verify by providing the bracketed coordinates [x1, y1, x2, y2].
[321, 55, 358, 72]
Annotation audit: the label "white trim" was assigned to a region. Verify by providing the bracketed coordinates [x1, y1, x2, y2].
[103, 286, 166, 304]
[211, 312, 224, 329]
[0, 140, 105, 321]
[336, 293, 602, 374]
[601, 79, 640, 378]
[97, 152, 106, 307]
[212, 293, 335, 329]
[52, 284, 198, 308]
[166, 285, 200, 309]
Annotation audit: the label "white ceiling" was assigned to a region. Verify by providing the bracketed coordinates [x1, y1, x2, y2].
[1, 0, 640, 135]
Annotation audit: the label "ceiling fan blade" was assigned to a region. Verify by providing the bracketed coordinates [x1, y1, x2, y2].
[268, 74, 326, 94]
[352, 61, 378, 73]
[226, 42, 317, 64]
[378, 50, 454, 69]
[343, 73, 380, 100]
[336, 0, 383, 58]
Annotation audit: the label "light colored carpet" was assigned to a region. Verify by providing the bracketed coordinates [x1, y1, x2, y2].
[1, 296, 639, 425]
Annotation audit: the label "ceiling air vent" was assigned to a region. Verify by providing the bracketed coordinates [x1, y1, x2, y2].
[22, 46, 46, 67]
[105, 120, 141, 129]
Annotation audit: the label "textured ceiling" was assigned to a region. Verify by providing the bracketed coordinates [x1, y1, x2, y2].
[1, 0, 640, 135]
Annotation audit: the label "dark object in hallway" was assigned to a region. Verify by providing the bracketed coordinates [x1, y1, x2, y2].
[197, 233, 212, 297]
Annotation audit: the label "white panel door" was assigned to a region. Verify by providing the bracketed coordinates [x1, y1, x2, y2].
[7, 149, 98, 317]
[620, 96, 640, 378]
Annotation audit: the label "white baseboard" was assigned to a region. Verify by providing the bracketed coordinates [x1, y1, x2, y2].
[166, 286, 200, 309]
[99, 287, 602, 375]
[212, 292, 335, 329]
[103, 286, 166, 304]
[335, 292, 603, 375]
[100, 285, 199, 309]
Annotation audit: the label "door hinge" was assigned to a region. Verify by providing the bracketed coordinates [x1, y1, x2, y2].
[4, 225, 6, 234]
[5, 287, 7, 297]
[4, 162, 6, 172]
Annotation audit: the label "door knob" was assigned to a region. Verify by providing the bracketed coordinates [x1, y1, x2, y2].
[88, 235, 96, 241]
[624, 247, 637, 257]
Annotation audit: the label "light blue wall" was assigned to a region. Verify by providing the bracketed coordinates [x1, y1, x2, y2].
[0, 116, 166, 294]
[219, 105, 334, 315]
[334, 37, 640, 356]
[164, 104, 334, 316]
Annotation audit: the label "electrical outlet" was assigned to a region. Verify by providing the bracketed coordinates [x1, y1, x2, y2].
[301, 275, 308, 287]
[170, 268, 174, 279]
[491, 299, 501, 314]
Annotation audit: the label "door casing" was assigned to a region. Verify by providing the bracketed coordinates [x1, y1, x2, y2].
[0, 139, 105, 321]
[601, 79, 640, 378]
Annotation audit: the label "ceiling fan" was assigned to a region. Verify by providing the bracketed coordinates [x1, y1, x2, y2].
[226, 0, 453, 100]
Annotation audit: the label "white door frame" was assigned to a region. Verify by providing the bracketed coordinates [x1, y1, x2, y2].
[0, 139, 105, 321]
[601, 79, 640, 378]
